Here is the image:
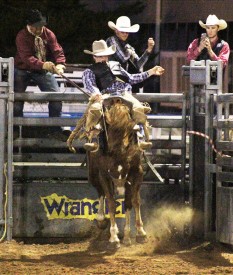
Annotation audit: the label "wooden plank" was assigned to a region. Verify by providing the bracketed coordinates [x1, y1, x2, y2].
[151, 140, 185, 149]
[13, 153, 86, 163]
[216, 120, 233, 128]
[13, 138, 83, 148]
[217, 93, 233, 103]
[13, 166, 88, 179]
[216, 141, 233, 151]
[217, 156, 233, 166]
[149, 119, 184, 128]
[217, 172, 233, 182]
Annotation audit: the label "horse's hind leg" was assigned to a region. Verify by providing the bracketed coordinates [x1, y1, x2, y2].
[96, 195, 105, 221]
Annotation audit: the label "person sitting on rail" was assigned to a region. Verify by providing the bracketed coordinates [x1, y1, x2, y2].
[14, 9, 69, 140]
[82, 40, 165, 151]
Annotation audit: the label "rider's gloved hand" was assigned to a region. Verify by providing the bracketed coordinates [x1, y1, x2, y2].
[42, 61, 56, 73]
[90, 93, 102, 103]
[54, 64, 66, 75]
[125, 44, 137, 59]
[148, 65, 165, 76]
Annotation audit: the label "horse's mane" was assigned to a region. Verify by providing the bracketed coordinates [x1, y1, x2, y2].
[105, 102, 137, 154]
[67, 100, 138, 155]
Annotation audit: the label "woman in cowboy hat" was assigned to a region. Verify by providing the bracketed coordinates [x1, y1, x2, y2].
[187, 14, 230, 67]
[106, 16, 155, 73]
[81, 40, 164, 151]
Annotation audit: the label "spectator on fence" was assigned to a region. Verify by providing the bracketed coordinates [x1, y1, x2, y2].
[187, 14, 230, 67]
[14, 9, 69, 140]
[81, 40, 164, 151]
[106, 16, 155, 89]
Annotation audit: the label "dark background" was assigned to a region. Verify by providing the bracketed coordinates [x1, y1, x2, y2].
[0, 0, 152, 63]
[0, 0, 231, 65]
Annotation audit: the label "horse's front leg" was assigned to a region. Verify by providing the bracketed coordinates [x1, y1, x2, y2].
[106, 195, 120, 247]
[132, 185, 147, 243]
[123, 209, 131, 246]
[96, 195, 109, 230]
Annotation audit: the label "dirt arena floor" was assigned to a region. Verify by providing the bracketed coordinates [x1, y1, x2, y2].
[0, 233, 232, 275]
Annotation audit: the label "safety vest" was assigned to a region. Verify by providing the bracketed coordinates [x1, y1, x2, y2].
[90, 61, 129, 91]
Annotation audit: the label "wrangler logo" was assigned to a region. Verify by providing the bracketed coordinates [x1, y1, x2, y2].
[41, 193, 125, 220]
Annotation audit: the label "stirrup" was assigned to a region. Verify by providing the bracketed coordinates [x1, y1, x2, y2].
[84, 142, 98, 151]
[142, 102, 151, 114]
[139, 141, 152, 150]
[133, 124, 140, 131]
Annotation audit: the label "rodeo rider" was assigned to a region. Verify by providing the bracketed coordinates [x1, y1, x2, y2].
[81, 39, 165, 151]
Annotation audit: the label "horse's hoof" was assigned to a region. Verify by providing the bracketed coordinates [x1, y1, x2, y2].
[136, 235, 147, 244]
[108, 241, 121, 250]
[123, 238, 131, 246]
[96, 218, 109, 229]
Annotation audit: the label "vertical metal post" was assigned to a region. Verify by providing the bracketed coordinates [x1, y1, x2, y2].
[7, 58, 14, 240]
[204, 60, 222, 239]
[0, 98, 6, 221]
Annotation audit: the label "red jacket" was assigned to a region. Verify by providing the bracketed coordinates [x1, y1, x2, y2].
[14, 27, 66, 71]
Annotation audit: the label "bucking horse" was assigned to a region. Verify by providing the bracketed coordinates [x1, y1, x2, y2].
[67, 96, 147, 248]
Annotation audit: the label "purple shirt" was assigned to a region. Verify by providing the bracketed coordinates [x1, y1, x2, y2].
[82, 62, 149, 96]
[187, 37, 230, 67]
[15, 27, 66, 71]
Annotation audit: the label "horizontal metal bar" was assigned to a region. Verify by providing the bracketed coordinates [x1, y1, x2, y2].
[14, 117, 79, 127]
[13, 162, 84, 167]
[13, 138, 83, 148]
[13, 92, 185, 103]
[14, 92, 88, 102]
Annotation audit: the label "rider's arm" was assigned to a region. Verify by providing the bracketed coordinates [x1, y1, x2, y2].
[120, 66, 149, 85]
[82, 69, 102, 96]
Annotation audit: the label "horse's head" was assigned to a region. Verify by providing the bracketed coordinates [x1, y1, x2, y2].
[103, 97, 136, 152]
[107, 162, 130, 196]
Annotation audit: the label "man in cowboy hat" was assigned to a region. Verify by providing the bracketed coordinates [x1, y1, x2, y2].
[187, 14, 230, 67]
[106, 16, 155, 74]
[82, 39, 164, 151]
[14, 9, 69, 140]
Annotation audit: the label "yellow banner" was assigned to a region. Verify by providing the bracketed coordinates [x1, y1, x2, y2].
[41, 193, 125, 220]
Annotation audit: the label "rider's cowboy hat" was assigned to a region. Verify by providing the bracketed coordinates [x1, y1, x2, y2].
[199, 14, 227, 31]
[26, 9, 47, 27]
[84, 40, 116, 56]
[108, 16, 139, 33]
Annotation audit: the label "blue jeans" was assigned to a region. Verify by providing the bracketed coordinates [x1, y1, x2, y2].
[14, 69, 62, 117]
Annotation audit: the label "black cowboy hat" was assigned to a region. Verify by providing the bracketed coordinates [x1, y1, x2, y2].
[26, 9, 47, 27]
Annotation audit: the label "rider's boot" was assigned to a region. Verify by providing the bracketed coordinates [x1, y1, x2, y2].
[132, 108, 152, 150]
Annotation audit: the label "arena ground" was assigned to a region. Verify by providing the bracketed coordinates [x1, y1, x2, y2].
[0, 233, 232, 274]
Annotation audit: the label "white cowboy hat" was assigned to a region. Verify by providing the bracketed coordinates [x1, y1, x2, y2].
[108, 16, 139, 33]
[84, 40, 116, 56]
[199, 14, 227, 31]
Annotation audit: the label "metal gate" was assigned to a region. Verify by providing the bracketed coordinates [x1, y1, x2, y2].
[184, 60, 233, 245]
[0, 59, 193, 240]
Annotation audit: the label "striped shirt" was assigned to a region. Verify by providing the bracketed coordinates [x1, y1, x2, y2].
[82, 61, 149, 96]
[106, 35, 150, 71]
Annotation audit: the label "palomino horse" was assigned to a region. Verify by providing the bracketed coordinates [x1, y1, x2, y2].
[67, 96, 147, 247]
